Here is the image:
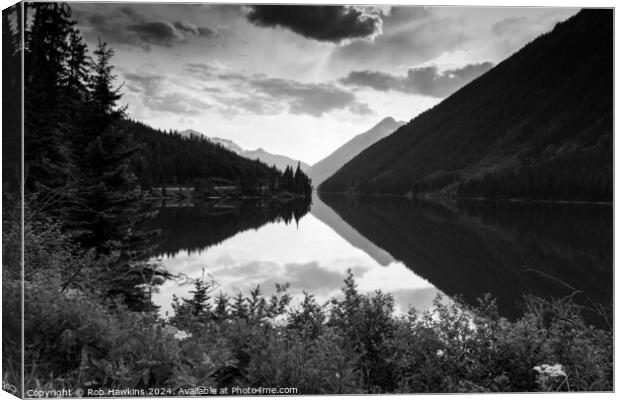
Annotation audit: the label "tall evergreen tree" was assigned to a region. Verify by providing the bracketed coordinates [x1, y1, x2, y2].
[282, 166, 294, 192]
[184, 277, 212, 318]
[68, 40, 144, 252]
[293, 161, 312, 195]
[65, 28, 90, 103]
[24, 3, 74, 195]
[214, 292, 229, 320]
[2, 5, 22, 193]
[89, 40, 125, 126]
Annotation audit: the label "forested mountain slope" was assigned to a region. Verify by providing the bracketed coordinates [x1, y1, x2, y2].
[126, 120, 283, 188]
[182, 129, 310, 172]
[320, 9, 612, 202]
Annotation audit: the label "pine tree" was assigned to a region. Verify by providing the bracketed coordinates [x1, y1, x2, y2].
[294, 162, 303, 193]
[187, 279, 212, 317]
[69, 40, 143, 252]
[89, 40, 125, 126]
[24, 3, 75, 194]
[65, 28, 90, 104]
[2, 5, 22, 193]
[214, 292, 229, 320]
[231, 291, 248, 319]
[295, 163, 312, 195]
[282, 166, 294, 192]
[246, 285, 266, 319]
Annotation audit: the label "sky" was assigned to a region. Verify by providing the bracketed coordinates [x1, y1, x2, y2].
[71, 3, 578, 164]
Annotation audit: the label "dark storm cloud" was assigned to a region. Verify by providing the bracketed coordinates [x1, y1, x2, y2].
[246, 5, 382, 43]
[340, 62, 494, 98]
[184, 63, 373, 117]
[73, 4, 219, 50]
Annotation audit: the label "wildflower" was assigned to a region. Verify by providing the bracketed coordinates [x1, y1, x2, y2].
[173, 329, 192, 341]
[261, 314, 288, 328]
[160, 325, 178, 336]
[161, 324, 192, 340]
[64, 288, 84, 300]
[533, 363, 567, 378]
[273, 314, 289, 327]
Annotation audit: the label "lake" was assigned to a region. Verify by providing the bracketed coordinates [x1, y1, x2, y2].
[143, 193, 613, 324]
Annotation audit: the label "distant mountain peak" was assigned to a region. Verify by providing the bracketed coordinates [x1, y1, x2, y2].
[374, 116, 405, 131]
[307, 117, 405, 186]
[178, 129, 308, 172]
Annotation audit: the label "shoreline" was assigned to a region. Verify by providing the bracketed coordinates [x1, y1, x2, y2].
[143, 188, 311, 203]
[316, 190, 612, 206]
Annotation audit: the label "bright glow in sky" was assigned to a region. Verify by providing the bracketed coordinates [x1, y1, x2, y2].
[72, 4, 577, 164]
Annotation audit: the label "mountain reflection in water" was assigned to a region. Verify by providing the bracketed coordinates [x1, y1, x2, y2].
[143, 193, 612, 324]
[319, 193, 612, 323]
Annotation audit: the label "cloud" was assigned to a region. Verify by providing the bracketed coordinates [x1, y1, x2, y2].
[127, 65, 369, 118]
[143, 92, 211, 115]
[491, 17, 527, 36]
[329, 15, 469, 72]
[258, 262, 347, 295]
[127, 21, 184, 47]
[174, 20, 217, 38]
[124, 72, 164, 96]
[340, 62, 494, 98]
[250, 77, 370, 117]
[183, 62, 221, 78]
[381, 6, 431, 25]
[390, 287, 445, 313]
[74, 4, 219, 50]
[246, 5, 382, 43]
[348, 102, 374, 116]
[184, 63, 373, 117]
[124, 71, 211, 115]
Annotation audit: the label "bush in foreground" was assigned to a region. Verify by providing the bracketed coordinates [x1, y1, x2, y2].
[8, 220, 613, 394]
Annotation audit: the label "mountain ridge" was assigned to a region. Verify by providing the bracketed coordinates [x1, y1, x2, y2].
[307, 117, 404, 186]
[319, 9, 612, 202]
[181, 129, 310, 172]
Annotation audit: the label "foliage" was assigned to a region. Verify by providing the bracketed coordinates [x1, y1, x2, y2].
[2, 4, 22, 193]
[457, 140, 612, 201]
[13, 217, 612, 395]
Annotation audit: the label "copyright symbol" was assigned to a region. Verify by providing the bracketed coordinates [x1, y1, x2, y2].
[75, 388, 84, 397]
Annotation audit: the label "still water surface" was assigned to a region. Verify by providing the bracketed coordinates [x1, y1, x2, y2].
[144, 193, 612, 321]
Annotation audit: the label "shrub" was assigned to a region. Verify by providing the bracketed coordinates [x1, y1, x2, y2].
[13, 219, 613, 394]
